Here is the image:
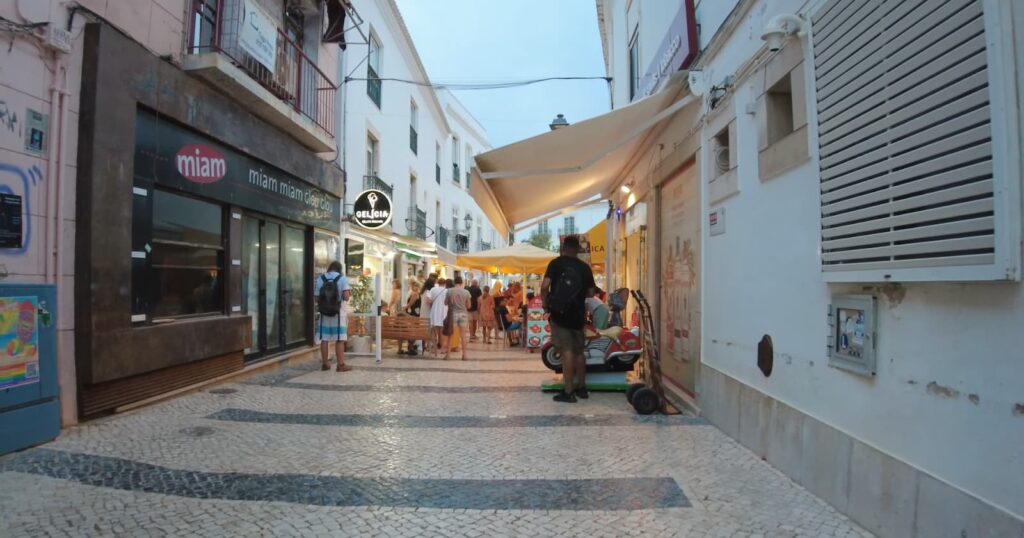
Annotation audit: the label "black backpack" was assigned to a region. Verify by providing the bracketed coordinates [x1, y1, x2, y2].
[318, 275, 343, 316]
[547, 263, 583, 314]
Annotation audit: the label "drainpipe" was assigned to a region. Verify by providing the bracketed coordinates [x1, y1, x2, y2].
[44, 52, 63, 284]
[53, 56, 70, 289]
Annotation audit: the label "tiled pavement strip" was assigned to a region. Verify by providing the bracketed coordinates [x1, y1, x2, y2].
[0, 343, 872, 537]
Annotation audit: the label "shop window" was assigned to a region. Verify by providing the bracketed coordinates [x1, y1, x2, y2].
[147, 190, 224, 319]
[345, 238, 365, 277]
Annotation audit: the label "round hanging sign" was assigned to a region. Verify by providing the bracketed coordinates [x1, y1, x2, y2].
[352, 189, 393, 229]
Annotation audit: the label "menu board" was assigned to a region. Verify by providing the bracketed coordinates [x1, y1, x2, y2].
[525, 296, 550, 349]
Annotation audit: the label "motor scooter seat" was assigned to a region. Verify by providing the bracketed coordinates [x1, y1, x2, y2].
[596, 326, 622, 340]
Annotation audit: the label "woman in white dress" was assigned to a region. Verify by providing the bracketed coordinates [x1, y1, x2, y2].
[428, 279, 450, 357]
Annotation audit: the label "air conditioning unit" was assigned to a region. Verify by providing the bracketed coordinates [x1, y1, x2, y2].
[714, 146, 730, 175]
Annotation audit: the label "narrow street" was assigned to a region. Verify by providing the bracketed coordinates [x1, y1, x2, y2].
[1, 344, 869, 537]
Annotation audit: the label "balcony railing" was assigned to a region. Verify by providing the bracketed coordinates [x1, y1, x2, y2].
[478, 240, 491, 251]
[435, 164, 441, 184]
[187, 0, 336, 136]
[437, 226, 449, 249]
[465, 171, 470, 188]
[454, 234, 470, 254]
[452, 163, 460, 183]
[367, 65, 382, 108]
[410, 126, 418, 154]
[363, 174, 393, 198]
[408, 206, 427, 240]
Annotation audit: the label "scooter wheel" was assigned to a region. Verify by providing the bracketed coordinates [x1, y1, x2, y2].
[626, 383, 646, 404]
[631, 387, 660, 415]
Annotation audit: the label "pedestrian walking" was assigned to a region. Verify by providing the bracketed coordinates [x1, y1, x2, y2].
[420, 277, 437, 355]
[467, 279, 482, 341]
[428, 278, 449, 357]
[445, 277, 472, 360]
[479, 286, 496, 344]
[315, 260, 352, 372]
[541, 235, 596, 403]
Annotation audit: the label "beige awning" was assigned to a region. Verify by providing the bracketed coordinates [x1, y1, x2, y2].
[468, 167, 511, 240]
[474, 73, 693, 226]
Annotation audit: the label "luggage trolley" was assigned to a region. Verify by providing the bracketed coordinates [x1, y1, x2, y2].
[626, 290, 672, 415]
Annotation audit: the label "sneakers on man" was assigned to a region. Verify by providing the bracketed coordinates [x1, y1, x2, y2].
[574, 387, 589, 399]
[553, 391, 577, 403]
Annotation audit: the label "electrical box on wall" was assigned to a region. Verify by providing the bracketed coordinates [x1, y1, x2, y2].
[826, 295, 876, 377]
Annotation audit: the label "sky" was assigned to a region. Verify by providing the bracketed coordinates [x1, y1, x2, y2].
[395, 0, 611, 149]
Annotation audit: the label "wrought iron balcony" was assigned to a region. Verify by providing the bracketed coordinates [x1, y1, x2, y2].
[409, 125, 418, 154]
[454, 233, 470, 254]
[437, 226, 449, 249]
[435, 164, 441, 184]
[362, 175, 393, 198]
[367, 65, 382, 108]
[185, 0, 336, 151]
[452, 163, 460, 183]
[407, 206, 427, 240]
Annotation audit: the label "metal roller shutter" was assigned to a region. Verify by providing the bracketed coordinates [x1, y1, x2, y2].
[813, 0, 1000, 277]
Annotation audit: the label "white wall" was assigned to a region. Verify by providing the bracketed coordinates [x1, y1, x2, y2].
[696, 0, 1024, 519]
[601, 0, 1024, 520]
[340, 1, 502, 251]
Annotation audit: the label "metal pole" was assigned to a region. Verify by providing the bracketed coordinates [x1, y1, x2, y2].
[374, 273, 382, 363]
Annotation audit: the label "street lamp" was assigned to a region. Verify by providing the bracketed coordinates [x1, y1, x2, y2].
[549, 113, 569, 131]
[464, 213, 473, 231]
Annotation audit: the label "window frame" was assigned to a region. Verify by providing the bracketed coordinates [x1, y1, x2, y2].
[628, 28, 640, 101]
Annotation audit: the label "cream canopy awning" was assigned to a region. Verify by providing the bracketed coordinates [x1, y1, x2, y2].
[474, 72, 693, 227]
[455, 243, 557, 275]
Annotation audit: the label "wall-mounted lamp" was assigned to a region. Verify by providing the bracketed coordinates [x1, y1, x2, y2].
[620, 185, 631, 194]
[761, 14, 807, 51]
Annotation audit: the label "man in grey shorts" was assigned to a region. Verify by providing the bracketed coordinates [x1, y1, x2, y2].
[541, 235, 596, 403]
[445, 276, 472, 360]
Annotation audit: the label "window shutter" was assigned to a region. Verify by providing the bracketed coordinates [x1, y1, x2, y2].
[813, 0, 1002, 279]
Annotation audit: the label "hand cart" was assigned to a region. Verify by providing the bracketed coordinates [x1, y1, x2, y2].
[626, 289, 675, 415]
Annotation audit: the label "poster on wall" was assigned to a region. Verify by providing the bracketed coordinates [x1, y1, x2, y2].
[0, 296, 40, 389]
[659, 166, 700, 392]
[239, 0, 278, 70]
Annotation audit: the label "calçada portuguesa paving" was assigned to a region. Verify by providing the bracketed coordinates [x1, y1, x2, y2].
[0, 343, 871, 537]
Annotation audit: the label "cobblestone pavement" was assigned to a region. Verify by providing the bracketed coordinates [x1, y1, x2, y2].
[0, 343, 873, 537]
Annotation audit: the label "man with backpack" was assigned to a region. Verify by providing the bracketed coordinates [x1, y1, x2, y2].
[541, 235, 596, 403]
[315, 261, 352, 372]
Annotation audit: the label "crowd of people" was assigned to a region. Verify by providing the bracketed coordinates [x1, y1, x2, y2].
[314, 234, 620, 405]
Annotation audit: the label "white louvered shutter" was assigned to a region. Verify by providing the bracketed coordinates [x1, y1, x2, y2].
[813, 0, 1010, 281]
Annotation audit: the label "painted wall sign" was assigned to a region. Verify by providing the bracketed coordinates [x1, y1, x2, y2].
[175, 145, 227, 184]
[239, 0, 278, 70]
[352, 189, 392, 230]
[24, 109, 47, 155]
[634, 0, 699, 101]
[134, 110, 340, 231]
[0, 194, 22, 248]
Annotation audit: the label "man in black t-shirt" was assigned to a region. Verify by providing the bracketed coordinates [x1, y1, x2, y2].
[467, 279, 482, 341]
[542, 235, 596, 403]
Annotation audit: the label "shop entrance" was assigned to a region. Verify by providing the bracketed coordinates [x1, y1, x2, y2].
[657, 163, 700, 395]
[242, 216, 308, 358]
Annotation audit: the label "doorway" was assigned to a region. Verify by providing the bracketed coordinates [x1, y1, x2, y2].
[242, 215, 308, 359]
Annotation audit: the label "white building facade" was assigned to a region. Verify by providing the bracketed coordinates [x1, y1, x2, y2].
[598, 0, 1024, 535]
[339, 0, 504, 286]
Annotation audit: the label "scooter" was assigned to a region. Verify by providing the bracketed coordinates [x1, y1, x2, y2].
[540, 324, 643, 372]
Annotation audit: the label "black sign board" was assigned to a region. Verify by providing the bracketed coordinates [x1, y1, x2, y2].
[133, 110, 341, 231]
[352, 189, 392, 230]
[0, 194, 23, 248]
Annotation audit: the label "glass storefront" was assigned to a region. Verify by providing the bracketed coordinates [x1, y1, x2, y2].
[241, 215, 309, 359]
